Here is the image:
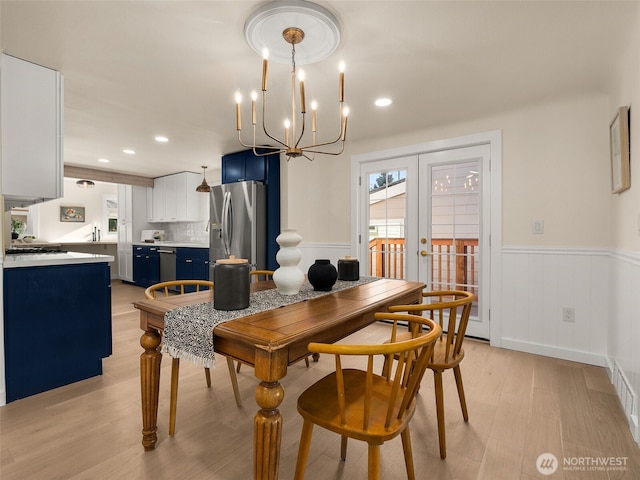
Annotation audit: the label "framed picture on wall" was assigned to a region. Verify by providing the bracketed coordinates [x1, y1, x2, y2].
[60, 206, 85, 222]
[610, 106, 630, 194]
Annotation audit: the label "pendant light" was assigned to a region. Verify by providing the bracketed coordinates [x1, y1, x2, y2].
[76, 179, 95, 188]
[196, 166, 211, 193]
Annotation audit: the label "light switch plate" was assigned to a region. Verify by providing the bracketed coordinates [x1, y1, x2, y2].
[532, 220, 544, 234]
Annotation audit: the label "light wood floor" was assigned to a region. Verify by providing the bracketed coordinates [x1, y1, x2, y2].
[1, 280, 639, 479]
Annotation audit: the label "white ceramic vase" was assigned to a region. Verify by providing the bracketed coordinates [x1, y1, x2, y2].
[272, 229, 305, 295]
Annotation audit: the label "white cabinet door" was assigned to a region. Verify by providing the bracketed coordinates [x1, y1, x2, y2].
[119, 249, 134, 282]
[150, 172, 204, 222]
[117, 184, 133, 243]
[117, 185, 134, 282]
[151, 177, 165, 222]
[177, 172, 203, 221]
[184, 172, 204, 221]
[163, 174, 178, 221]
[1, 54, 63, 206]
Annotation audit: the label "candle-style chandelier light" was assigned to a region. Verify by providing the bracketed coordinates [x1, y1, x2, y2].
[236, 1, 348, 161]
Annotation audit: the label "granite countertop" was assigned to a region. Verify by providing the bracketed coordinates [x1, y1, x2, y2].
[3, 252, 115, 268]
[10, 241, 117, 247]
[9, 241, 61, 248]
[59, 241, 117, 246]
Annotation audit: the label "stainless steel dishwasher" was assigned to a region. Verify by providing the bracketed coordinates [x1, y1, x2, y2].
[157, 246, 176, 282]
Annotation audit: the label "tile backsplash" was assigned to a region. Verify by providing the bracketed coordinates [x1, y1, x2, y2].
[162, 221, 209, 244]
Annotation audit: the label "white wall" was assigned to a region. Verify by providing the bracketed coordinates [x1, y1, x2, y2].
[33, 178, 118, 242]
[286, 93, 611, 247]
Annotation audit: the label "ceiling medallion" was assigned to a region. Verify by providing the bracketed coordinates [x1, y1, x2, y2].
[244, 0, 341, 65]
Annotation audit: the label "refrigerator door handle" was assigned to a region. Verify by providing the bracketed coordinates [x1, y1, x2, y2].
[222, 191, 232, 257]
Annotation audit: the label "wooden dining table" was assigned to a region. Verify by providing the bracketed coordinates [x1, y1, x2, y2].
[134, 278, 424, 480]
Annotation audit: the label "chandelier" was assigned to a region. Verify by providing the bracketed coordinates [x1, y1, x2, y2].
[236, 1, 348, 161]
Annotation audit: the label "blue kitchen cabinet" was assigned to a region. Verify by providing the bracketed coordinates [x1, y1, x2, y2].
[3, 262, 112, 402]
[221, 149, 267, 183]
[133, 245, 160, 287]
[221, 149, 280, 270]
[176, 247, 210, 292]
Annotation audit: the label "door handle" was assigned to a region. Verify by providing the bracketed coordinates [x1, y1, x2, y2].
[221, 191, 231, 257]
[420, 250, 432, 257]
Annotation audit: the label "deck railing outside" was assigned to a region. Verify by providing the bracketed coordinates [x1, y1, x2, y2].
[368, 237, 478, 297]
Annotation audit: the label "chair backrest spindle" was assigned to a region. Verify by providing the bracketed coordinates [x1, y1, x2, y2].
[144, 280, 214, 300]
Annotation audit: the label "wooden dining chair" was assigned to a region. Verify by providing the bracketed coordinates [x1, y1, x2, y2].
[144, 280, 242, 436]
[294, 312, 441, 480]
[249, 269, 274, 282]
[389, 290, 474, 459]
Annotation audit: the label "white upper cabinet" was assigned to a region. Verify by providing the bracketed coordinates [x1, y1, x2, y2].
[150, 172, 204, 222]
[1, 54, 63, 209]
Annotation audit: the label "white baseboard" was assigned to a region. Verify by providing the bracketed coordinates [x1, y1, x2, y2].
[501, 337, 607, 367]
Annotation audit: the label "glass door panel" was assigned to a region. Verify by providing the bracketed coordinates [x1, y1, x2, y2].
[359, 156, 418, 282]
[368, 170, 407, 279]
[419, 145, 489, 339]
[430, 161, 479, 297]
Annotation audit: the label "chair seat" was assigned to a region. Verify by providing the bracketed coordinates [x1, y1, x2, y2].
[430, 342, 464, 370]
[389, 332, 465, 370]
[298, 369, 415, 444]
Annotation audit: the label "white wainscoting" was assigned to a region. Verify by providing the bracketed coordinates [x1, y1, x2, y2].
[501, 246, 610, 366]
[502, 245, 640, 445]
[607, 250, 640, 443]
[296, 243, 352, 274]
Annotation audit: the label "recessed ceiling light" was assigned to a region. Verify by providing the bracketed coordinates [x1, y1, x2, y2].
[375, 98, 392, 107]
[155, 136, 169, 142]
[123, 149, 136, 155]
[98, 158, 110, 163]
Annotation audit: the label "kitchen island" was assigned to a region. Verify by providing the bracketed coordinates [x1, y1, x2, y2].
[3, 252, 113, 402]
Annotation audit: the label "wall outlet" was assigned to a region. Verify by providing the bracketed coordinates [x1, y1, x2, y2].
[562, 307, 575, 322]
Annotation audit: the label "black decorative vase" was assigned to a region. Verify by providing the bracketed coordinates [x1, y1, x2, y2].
[307, 259, 338, 291]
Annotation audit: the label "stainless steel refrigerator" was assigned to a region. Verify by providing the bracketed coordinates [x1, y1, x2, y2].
[210, 181, 266, 269]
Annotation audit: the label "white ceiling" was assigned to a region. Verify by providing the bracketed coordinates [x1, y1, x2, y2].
[1, 1, 637, 179]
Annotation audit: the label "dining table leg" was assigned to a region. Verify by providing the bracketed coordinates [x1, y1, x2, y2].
[253, 346, 288, 479]
[140, 327, 162, 451]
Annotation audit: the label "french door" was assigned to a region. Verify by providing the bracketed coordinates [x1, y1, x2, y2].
[358, 144, 491, 339]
